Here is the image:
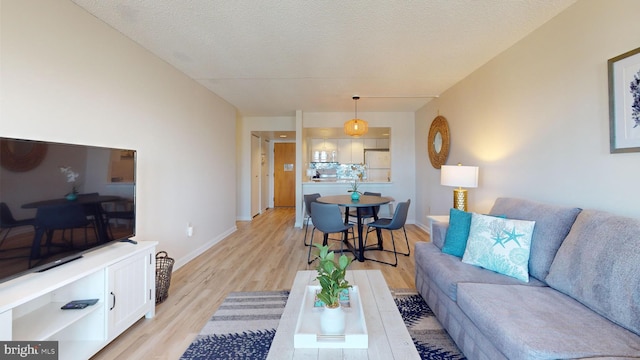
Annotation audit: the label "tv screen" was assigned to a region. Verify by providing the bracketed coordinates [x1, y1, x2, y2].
[0, 137, 136, 283]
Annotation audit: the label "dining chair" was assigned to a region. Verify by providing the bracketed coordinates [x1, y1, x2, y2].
[302, 193, 321, 246]
[31, 203, 96, 266]
[0, 202, 36, 247]
[363, 199, 411, 267]
[102, 198, 135, 241]
[348, 192, 381, 224]
[307, 202, 356, 264]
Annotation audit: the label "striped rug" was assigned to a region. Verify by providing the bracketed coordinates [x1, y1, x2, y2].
[180, 289, 465, 360]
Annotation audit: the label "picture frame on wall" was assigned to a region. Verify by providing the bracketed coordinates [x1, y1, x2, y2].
[608, 46, 640, 153]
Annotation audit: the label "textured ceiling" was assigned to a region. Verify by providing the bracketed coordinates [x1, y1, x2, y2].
[71, 0, 575, 116]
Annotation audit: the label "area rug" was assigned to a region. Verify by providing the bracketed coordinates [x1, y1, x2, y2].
[180, 289, 465, 360]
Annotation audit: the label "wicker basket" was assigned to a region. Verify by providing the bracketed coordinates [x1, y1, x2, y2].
[155, 251, 174, 304]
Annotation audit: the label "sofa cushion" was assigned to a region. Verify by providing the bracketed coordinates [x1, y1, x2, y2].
[546, 209, 640, 336]
[457, 283, 640, 360]
[489, 197, 581, 283]
[462, 213, 535, 282]
[414, 242, 545, 302]
[442, 208, 472, 257]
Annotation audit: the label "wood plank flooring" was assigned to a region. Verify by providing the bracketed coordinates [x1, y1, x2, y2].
[91, 207, 430, 360]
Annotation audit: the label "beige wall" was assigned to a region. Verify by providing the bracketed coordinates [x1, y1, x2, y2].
[1, 0, 238, 269]
[415, 0, 640, 228]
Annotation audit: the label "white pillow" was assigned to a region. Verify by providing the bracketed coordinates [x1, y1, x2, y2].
[462, 213, 535, 282]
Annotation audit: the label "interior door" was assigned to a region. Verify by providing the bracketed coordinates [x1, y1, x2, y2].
[274, 142, 295, 207]
[251, 135, 260, 217]
[261, 139, 270, 211]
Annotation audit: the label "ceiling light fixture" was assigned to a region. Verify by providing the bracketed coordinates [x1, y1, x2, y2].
[344, 96, 368, 137]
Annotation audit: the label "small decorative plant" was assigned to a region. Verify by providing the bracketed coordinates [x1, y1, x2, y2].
[314, 244, 352, 308]
[59, 166, 80, 195]
[348, 179, 361, 195]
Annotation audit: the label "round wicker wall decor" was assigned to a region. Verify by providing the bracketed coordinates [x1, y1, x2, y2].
[427, 115, 450, 169]
[0, 139, 48, 172]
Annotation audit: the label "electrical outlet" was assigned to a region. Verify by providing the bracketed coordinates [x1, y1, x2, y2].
[187, 224, 194, 237]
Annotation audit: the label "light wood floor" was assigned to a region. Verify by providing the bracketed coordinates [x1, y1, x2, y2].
[91, 207, 430, 360]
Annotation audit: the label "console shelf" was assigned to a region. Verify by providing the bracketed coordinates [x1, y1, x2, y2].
[13, 302, 105, 340]
[0, 241, 157, 360]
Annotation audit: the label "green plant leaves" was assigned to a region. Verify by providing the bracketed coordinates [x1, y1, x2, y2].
[313, 244, 352, 307]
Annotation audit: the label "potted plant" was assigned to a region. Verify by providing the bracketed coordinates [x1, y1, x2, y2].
[314, 244, 352, 335]
[348, 180, 361, 200]
[59, 166, 80, 200]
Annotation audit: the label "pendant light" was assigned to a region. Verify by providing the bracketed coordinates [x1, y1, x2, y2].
[344, 96, 368, 137]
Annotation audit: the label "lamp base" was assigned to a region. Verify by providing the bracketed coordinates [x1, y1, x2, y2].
[453, 188, 468, 212]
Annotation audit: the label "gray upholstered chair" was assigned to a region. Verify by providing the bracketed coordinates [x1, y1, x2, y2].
[302, 193, 321, 246]
[348, 191, 381, 224]
[363, 199, 411, 267]
[31, 204, 95, 266]
[307, 202, 355, 264]
[0, 202, 35, 246]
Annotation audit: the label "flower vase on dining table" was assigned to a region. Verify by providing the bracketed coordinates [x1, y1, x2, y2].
[349, 180, 361, 201]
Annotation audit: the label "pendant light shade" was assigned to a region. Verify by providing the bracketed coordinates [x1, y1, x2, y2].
[344, 96, 369, 137]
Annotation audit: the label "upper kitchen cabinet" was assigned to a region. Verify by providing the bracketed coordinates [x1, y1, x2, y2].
[305, 127, 390, 164]
[310, 139, 338, 162]
[351, 139, 364, 164]
[337, 139, 352, 163]
[376, 138, 389, 149]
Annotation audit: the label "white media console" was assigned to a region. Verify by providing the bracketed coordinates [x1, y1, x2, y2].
[0, 240, 157, 360]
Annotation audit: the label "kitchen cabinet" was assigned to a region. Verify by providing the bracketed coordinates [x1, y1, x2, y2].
[310, 139, 337, 162]
[376, 138, 389, 148]
[309, 138, 389, 164]
[351, 139, 365, 164]
[364, 139, 377, 149]
[337, 139, 352, 163]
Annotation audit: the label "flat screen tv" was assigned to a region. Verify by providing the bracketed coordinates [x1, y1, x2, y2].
[0, 137, 136, 284]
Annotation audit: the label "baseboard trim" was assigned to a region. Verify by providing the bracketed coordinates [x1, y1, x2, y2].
[173, 225, 237, 271]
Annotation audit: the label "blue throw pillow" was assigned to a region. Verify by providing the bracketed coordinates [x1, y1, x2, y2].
[441, 208, 472, 257]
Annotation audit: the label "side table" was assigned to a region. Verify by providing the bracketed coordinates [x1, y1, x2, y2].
[426, 215, 449, 238]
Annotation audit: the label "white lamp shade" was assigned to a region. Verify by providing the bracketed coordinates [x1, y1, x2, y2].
[441, 165, 479, 188]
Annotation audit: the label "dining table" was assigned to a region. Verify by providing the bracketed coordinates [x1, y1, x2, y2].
[316, 194, 393, 262]
[22, 194, 122, 260]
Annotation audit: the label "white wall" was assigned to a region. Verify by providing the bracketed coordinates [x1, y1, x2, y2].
[415, 0, 640, 229]
[1, 0, 238, 269]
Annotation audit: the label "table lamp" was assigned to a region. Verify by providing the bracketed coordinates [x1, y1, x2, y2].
[440, 164, 479, 211]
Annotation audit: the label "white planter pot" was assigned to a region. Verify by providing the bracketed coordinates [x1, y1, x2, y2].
[320, 304, 345, 335]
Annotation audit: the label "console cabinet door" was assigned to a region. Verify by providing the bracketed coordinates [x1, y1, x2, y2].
[0, 310, 11, 340]
[107, 249, 154, 341]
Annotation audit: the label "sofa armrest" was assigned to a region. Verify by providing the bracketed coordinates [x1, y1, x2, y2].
[431, 221, 449, 249]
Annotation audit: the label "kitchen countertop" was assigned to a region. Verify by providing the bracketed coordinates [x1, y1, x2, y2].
[303, 180, 392, 185]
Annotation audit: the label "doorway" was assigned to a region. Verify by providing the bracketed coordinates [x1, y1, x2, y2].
[274, 142, 295, 207]
[261, 138, 270, 211]
[250, 135, 261, 217]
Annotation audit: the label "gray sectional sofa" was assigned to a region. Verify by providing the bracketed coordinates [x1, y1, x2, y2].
[415, 197, 640, 360]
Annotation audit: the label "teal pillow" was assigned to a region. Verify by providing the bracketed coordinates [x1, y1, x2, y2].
[462, 213, 535, 282]
[441, 208, 472, 257]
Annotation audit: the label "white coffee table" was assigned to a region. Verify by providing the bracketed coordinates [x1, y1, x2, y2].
[267, 270, 420, 359]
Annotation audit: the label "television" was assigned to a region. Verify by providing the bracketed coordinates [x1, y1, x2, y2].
[0, 137, 136, 284]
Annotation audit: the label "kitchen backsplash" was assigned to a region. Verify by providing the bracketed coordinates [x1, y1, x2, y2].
[309, 163, 367, 180]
